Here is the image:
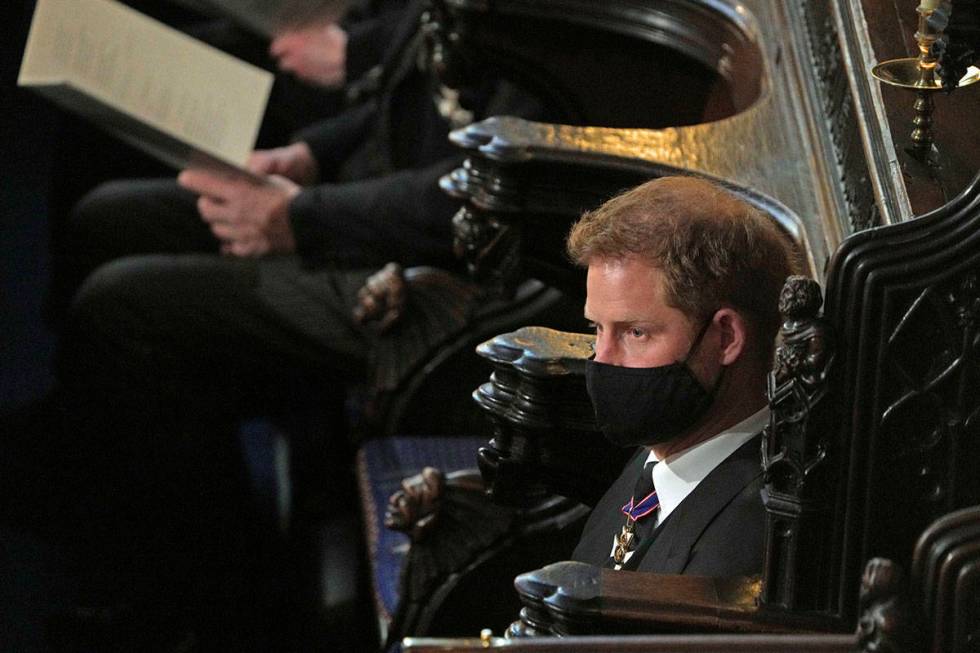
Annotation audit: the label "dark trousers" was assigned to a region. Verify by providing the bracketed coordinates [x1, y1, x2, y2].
[60, 178, 372, 372]
[45, 179, 376, 643]
[56, 175, 375, 506]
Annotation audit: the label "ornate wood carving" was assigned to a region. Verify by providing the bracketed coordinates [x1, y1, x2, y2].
[762, 276, 838, 612]
[382, 465, 590, 642]
[815, 173, 980, 624]
[402, 509, 980, 650]
[512, 562, 602, 637]
[510, 562, 832, 637]
[352, 264, 484, 433]
[354, 262, 412, 334]
[795, 0, 881, 233]
[759, 175, 980, 625]
[355, 264, 482, 392]
[450, 203, 523, 297]
[386, 467, 448, 541]
[856, 558, 916, 653]
[443, 117, 816, 298]
[855, 506, 980, 653]
[354, 266, 580, 438]
[384, 467, 517, 637]
[874, 271, 980, 518]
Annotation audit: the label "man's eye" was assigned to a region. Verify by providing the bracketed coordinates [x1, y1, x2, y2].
[588, 321, 601, 334]
[627, 327, 646, 339]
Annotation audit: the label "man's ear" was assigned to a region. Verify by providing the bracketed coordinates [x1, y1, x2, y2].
[714, 308, 748, 366]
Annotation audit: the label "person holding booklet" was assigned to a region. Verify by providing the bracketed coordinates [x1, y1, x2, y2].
[10, 0, 553, 646]
[44, 0, 408, 325]
[56, 0, 549, 418]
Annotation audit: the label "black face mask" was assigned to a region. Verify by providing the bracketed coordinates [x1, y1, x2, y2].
[585, 319, 718, 448]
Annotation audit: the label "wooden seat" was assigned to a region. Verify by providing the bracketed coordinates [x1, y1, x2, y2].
[486, 168, 980, 639]
[351, 0, 980, 649]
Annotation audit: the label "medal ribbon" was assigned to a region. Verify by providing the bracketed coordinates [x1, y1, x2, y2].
[621, 489, 660, 523]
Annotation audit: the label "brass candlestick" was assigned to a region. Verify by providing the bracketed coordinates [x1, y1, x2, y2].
[872, 0, 980, 164]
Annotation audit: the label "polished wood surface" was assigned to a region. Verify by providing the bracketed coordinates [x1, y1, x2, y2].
[403, 633, 858, 652]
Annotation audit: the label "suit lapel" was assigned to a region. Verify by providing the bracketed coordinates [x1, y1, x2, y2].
[628, 433, 763, 573]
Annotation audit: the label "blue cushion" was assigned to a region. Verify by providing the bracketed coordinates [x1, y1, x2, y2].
[357, 435, 485, 627]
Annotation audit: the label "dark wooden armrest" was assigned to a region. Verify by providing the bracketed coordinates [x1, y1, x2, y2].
[577, 568, 765, 632]
[514, 562, 847, 637]
[403, 633, 858, 652]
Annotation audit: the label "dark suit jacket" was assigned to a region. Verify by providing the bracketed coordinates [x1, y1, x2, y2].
[287, 0, 550, 271]
[571, 434, 766, 576]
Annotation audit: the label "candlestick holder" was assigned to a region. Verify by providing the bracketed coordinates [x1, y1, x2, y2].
[872, 1, 979, 165]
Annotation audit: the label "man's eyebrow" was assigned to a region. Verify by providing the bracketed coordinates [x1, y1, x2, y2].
[582, 314, 665, 328]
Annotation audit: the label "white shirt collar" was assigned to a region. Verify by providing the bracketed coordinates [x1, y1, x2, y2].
[610, 407, 769, 567]
[645, 407, 769, 522]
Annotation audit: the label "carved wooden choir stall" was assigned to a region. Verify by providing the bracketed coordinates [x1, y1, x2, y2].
[346, 0, 980, 651]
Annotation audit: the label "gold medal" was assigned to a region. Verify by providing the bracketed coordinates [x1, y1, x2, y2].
[613, 521, 637, 564]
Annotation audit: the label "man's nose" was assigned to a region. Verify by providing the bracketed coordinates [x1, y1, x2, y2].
[592, 335, 620, 365]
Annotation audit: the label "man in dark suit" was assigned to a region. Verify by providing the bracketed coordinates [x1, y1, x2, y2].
[43, 0, 408, 324]
[566, 176, 798, 575]
[16, 1, 547, 645]
[54, 0, 547, 459]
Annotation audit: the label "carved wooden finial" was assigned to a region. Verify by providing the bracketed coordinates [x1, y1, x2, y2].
[384, 467, 445, 542]
[778, 275, 823, 322]
[762, 275, 836, 610]
[353, 262, 407, 333]
[857, 558, 915, 653]
[773, 276, 830, 386]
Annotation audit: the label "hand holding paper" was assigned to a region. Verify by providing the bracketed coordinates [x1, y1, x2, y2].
[247, 142, 320, 185]
[178, 169, 300, 257]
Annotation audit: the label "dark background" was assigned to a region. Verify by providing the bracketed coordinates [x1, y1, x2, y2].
[2, 0, 57, 413]
[2, 3, 69, 650]
[2, 5, 292, 649]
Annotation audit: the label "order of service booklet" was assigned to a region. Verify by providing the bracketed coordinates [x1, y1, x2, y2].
[169, 0, 346, 38]
[18, 0, 274, 173]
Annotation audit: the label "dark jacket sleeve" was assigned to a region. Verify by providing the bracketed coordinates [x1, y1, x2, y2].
[288, 156, 462, 269]
[343, 13, 402, 81]
[342, 0, 409, 83]
[291, 101, 378, 180]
